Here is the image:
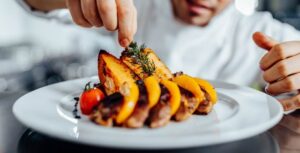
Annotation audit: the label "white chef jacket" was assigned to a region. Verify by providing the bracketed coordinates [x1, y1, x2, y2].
[16, 0, 300, 86]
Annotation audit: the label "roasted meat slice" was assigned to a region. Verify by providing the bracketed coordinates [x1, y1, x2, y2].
[124, 80, 150, 128]
[90, 92, 123, 127]
[172, 74, 204, 121]
[174, 87, 199, 121]
[148, 79, 181, 128]
[195, 92, 214, 115]
[195, 100, 213, 115]
[125, 76, 162, 128]
[121, 43, 173, 80]
[90, 81, 139, 126]
[125, 103, 150, 128]
[193, 78, 218, 115]
[148, 84, 172, 128]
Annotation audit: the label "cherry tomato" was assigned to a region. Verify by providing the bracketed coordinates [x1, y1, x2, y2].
[80, 82, 105, 115]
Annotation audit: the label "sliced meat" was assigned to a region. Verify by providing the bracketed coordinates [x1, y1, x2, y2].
[89, 92, 123, 127]
[125, 80, 150, 128]
[148, 85, 171, 128]
[195, 92, 213, 115]
[121, 47, 173, 80]
[174, 87, 199, 121]
[125, 103, 150, 128]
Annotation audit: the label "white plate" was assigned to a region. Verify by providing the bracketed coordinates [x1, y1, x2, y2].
[13, 77, 283, 149]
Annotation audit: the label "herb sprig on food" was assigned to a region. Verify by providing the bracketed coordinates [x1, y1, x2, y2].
[125, 42, 156, 76]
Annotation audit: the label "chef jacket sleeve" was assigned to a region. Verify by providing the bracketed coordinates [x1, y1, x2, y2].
[15, 0, 73, 24]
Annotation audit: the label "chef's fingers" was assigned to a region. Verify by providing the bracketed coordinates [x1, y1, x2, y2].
[132, 6, 137, 39]
[260, 41, 300, 70]
[66, 0, 92, 27]
[116, 0, 137, 47]
[81, 0, 102, 27]
[266, 73, 300, 95]
[279, 95, 300, 111]
[263, 54, 300, 83]
[96, 0, 118, 31]
[253, 32, 278, 50]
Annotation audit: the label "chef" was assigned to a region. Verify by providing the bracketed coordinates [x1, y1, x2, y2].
[16, 0, 300, 112]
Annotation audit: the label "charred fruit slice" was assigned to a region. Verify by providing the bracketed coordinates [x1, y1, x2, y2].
[160, 79, 181, 115]
[90, 82, 140, 126]
[172, 74, 204, 121]
[193, 77, 217, 115]
[193, 77, 218, 104]
[125, 80, 150, 128]
[126, 76, 161, 128]
[98, 50, 137, 95]
[173, 74, 205, 102]
[116, 82, 139, 124]
[144, 76, 161, 108]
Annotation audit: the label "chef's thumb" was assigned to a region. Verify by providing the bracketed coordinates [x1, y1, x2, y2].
[252, 32, 278, 51]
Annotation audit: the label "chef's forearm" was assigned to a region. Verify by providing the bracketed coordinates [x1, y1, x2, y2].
[25, 0, 66, 11]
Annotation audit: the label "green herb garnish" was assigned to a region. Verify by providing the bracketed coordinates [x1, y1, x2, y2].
[125, 42, 156, 76]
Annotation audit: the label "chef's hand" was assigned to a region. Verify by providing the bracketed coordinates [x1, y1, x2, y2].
[26, 0, 137, 47]
[253, 32, 300, 111]
[66, 0, 137, 47]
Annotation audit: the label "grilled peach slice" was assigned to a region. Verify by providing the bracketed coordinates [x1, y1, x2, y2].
[173, 74, 205, 102]
[194, 78, 218, 104]
[173, 74, 205, 121]
[98, 50, 137, 95]
[160, 79, 181, 115]
[194, 77, 218, 115]
[125, 76, 161, 128]
[148, 80, 180, 128]
[144, 76, 161, 108]
[90, 82, 139, 126]
[116, 82, 139, 124]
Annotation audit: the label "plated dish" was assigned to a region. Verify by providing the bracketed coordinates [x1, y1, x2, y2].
[13, 77, 283, 149]
[13, 42, 283, 149]
[78, 42, 218, 128]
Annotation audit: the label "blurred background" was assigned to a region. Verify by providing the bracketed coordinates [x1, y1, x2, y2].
[0, 1, 299, 152]
[0, 0, 300, 94]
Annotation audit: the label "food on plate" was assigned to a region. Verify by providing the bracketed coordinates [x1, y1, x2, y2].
[80, 82, 105, 115]
[89, 82, 139, 126]
[90, 92, 123, 126]
[124, 80, 151, 128]
[144, 76, 161, 108]
[194, 78, 218, 114]
[172, 73, 204, 121]
[98, 50, 138, 95]
[120, 42, 173, 80]
[125, 76, 161, 128]
[148, 79, 181, 128]
[91, 50, 140, 126]
[82, 42, 218, 128]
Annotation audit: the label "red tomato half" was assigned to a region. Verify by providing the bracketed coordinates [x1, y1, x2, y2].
[80, 82, 105, 115]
